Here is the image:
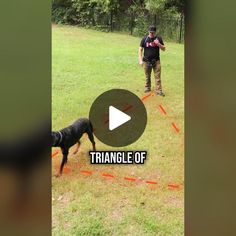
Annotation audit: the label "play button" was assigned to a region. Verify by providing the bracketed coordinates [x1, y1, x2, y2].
[89, 89, 147, 147]
[109, 106, 131, 131]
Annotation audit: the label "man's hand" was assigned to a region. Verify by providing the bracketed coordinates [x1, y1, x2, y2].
[154, 39, 166, 51]
[158, 43, 166, 51]
[138, 47, 143, 66]
[139, 59, 143, 66]
[154, 39, 159, 46]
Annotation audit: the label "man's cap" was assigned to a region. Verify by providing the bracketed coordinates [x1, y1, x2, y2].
[148, 26, 156, 32]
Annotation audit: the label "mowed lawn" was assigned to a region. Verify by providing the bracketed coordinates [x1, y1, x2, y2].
[52, 25, 184, 236]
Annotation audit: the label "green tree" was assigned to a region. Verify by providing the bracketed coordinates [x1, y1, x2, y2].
[164, 0, 185, 14]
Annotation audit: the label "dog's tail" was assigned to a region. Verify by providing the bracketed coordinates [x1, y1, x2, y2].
[89, 120, 94, 133]
[88, 120, 96, 146]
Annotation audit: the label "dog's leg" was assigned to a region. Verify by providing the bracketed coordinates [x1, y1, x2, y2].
[56, 149, 68, 177]
[73, 141, 81, 154]
[91, 139, 96, 151]
[87, 131, 96, 151]
[92, 142, 96, 151]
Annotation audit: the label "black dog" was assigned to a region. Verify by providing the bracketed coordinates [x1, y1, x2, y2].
[52, 118, 96, 177]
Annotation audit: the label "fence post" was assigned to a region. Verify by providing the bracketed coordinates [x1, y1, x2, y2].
[154, 14, 157, 25]
[92, 6, 95, 26]
[110, 11, 113, 32]
[179, 14, 183, 43]
[130, 12, 134, 35]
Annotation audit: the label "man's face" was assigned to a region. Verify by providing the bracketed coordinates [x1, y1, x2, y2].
[149, 31, 156, 38]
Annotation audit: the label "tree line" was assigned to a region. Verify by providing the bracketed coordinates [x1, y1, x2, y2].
[52, 0, 185, 42]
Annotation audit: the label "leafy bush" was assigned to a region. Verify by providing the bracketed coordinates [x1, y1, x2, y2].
[52, 7, 78, 24]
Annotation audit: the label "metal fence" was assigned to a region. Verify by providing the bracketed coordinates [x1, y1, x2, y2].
[52, 4, 185, 43]
[94, 12, 184, 43]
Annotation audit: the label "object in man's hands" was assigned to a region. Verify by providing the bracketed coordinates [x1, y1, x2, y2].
[154, 39, 159, 46]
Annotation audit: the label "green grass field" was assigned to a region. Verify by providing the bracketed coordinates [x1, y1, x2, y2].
[52, 25, 184, 236]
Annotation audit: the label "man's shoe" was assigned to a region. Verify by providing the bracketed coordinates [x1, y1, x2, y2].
[144, 88, 151, 93]
[159, 92, 165, 97]
[156, 91, 165, 97]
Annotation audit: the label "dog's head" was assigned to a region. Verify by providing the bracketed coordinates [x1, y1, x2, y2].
[51, 131, 59, 147]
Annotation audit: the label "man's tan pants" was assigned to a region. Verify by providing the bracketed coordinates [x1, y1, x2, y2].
[143, 60, 162, 93]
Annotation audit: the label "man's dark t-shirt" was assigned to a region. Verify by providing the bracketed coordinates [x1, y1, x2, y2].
[140, 35, 164, 62]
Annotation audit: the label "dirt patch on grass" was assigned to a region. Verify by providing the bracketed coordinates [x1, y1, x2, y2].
[165, 195, 183, 208]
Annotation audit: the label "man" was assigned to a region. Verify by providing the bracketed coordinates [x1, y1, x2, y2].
[139, 25, 166, 96]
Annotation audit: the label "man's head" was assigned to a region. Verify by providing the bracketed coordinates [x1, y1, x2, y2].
[148, 26, 156, 38]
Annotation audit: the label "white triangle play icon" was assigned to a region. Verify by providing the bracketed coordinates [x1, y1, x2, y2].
[109, 106, 131, 131]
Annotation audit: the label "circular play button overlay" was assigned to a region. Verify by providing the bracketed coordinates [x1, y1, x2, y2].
[89, 89, 147, 147]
